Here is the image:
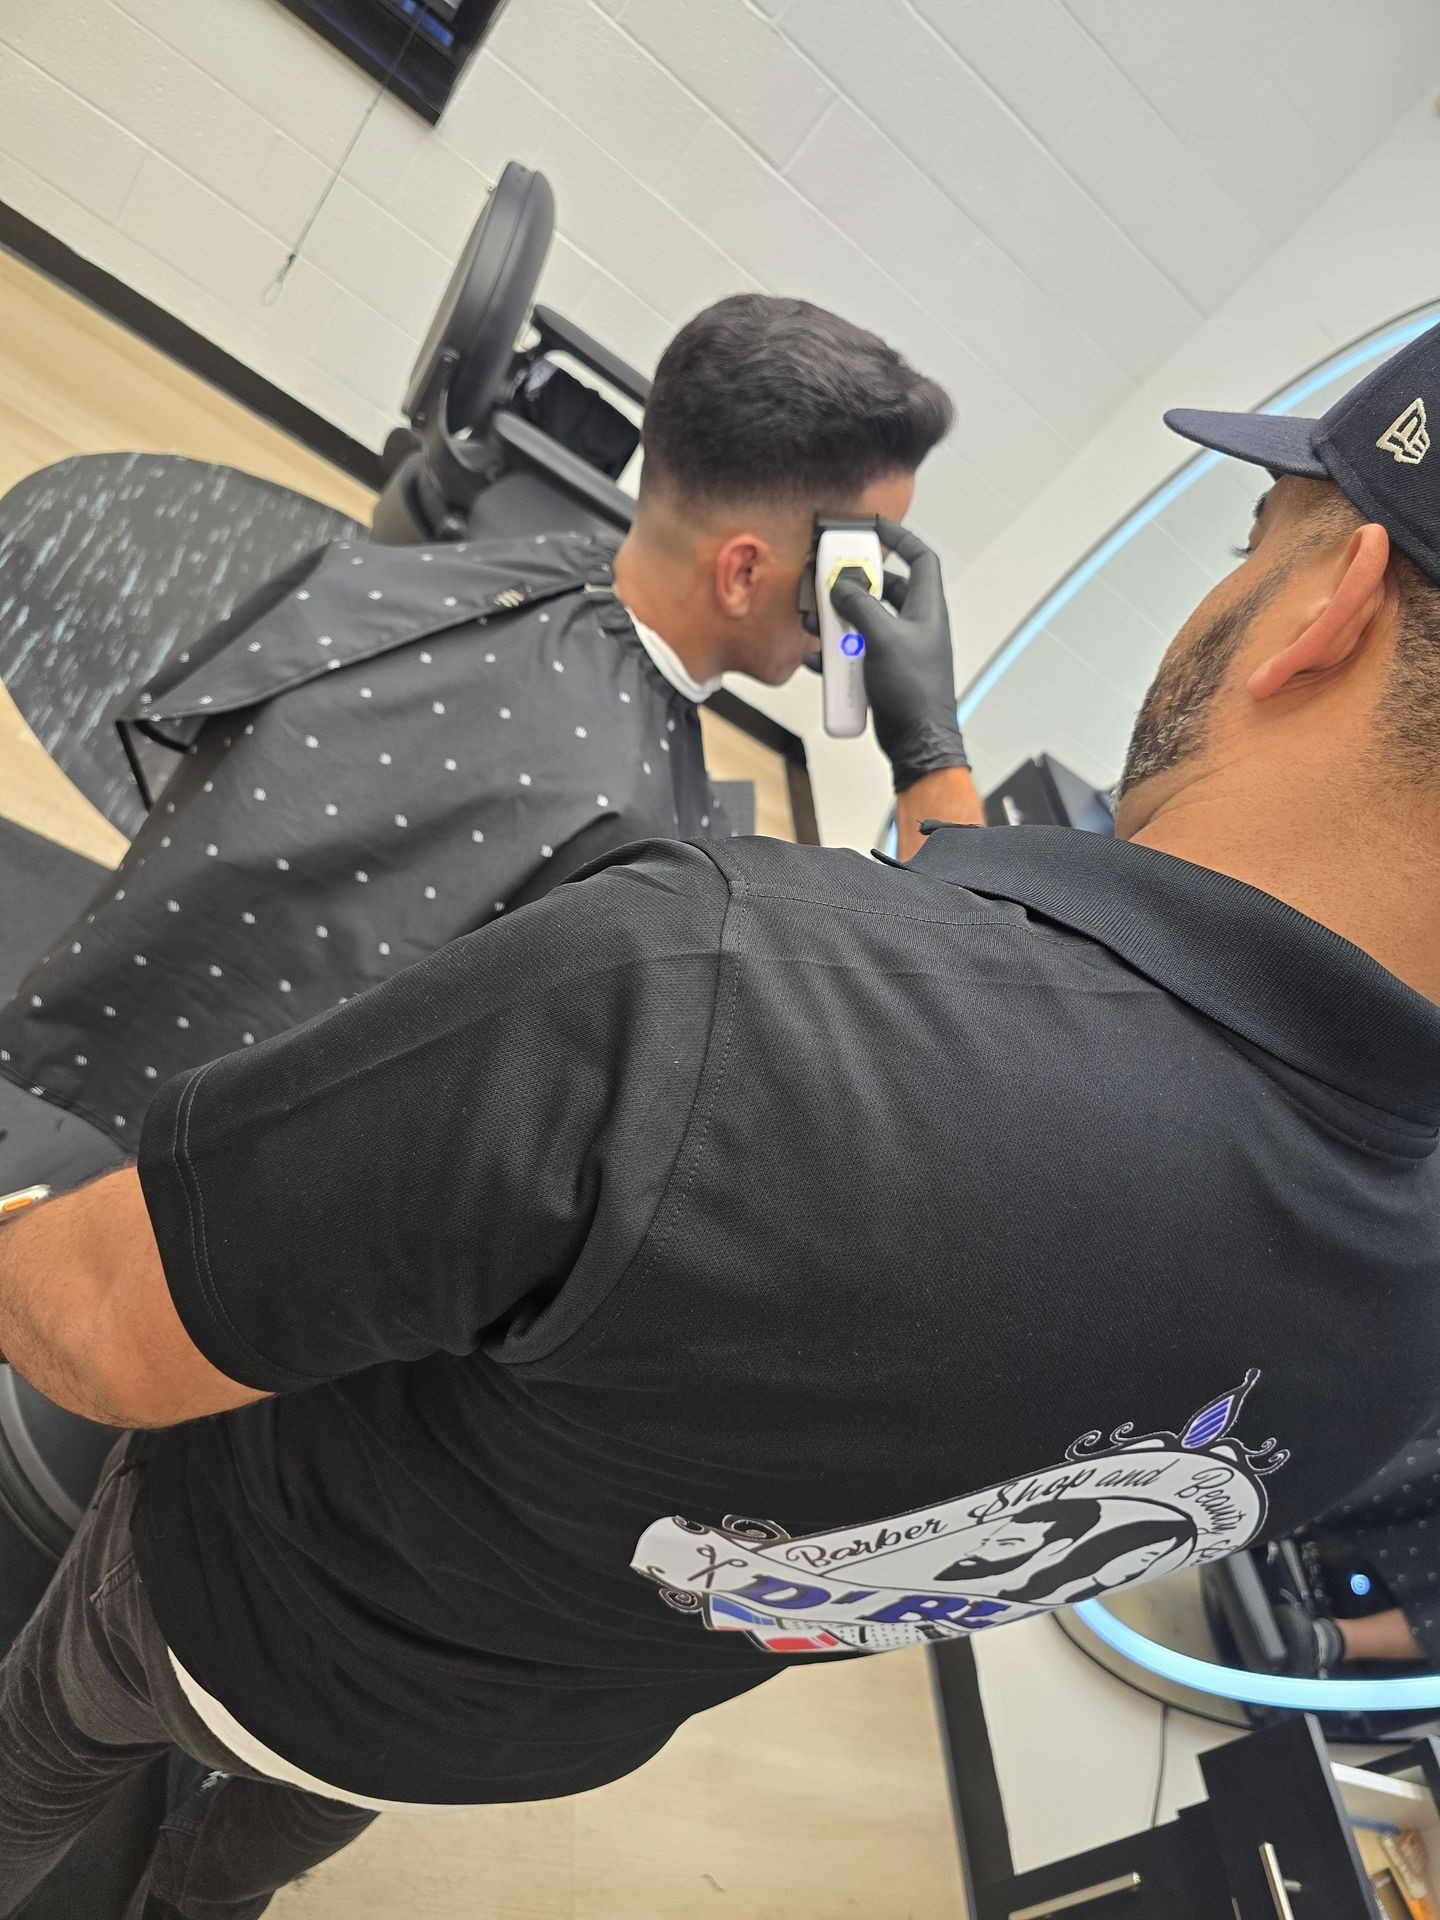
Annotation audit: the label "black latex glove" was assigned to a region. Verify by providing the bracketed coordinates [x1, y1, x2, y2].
[829, 518, 969, 792]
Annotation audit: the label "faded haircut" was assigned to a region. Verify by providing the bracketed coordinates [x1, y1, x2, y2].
[640, 294, 953, 511]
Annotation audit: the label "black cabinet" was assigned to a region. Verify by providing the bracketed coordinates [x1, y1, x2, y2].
[985, 1804, 1227, 1920]
[940, 1643, 1413, 1920]
[1201, 1718, 1377, 1920]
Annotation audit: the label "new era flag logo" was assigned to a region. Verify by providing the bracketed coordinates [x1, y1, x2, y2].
[1377, 397, 1430, 466]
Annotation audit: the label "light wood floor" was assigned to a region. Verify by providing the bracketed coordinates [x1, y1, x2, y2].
[0, 247, 966, 1917]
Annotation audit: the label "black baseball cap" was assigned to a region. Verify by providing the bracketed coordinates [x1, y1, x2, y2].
[1165, 321, 1440, 583]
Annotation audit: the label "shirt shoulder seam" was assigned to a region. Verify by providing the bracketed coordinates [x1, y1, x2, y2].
[169, 1059, 328, 1389]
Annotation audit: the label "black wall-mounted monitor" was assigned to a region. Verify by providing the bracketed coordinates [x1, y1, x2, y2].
[272, 0, 511, 122]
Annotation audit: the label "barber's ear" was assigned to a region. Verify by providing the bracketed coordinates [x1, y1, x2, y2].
[713, 534, 764, 618]
[1247, 523, 1390, 702]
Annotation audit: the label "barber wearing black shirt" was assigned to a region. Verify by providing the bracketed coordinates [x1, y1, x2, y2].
[7, 327, 1440, 1918]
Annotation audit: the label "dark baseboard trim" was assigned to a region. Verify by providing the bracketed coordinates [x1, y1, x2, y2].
[0, 198, 384, 490]
[706, 686, 819, 847]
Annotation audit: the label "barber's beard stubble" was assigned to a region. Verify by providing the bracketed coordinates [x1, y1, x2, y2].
[1118, 576, 1283, 797]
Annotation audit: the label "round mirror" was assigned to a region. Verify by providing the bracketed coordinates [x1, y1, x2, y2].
[955, 299, 1440, 1737]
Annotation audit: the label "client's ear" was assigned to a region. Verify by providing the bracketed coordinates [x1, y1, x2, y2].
[1247, 523, 1391, 701]
[713, 533, 765, 618]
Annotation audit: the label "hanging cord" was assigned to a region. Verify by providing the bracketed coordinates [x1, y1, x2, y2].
[263, 11, 425, 307]
[1148, 1700, 1170, 1828]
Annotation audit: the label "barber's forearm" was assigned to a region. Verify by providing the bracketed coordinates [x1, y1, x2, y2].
[894, 767, 984, 861]
[0, 1169, 153, 1423]
[0, 1167, 264, 1428]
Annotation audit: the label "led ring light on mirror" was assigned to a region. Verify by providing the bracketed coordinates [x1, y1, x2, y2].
[1075, 1598, 1440, 1714]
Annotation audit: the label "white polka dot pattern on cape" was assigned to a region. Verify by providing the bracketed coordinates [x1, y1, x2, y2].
[1, 569, 720, 1142]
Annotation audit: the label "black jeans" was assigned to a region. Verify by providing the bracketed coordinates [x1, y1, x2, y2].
[0, 1443, 376, 1919]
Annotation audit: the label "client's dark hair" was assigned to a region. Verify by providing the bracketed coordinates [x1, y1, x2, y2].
[641, 294, 953, 509]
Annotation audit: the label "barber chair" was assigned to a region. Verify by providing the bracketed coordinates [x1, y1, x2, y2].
[3, 162, 643, 840]
[0, 158, 646, 1913]
[372, 161, 647, 546]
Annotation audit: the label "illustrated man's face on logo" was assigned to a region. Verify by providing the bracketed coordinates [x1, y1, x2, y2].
[937, 1498, 1100, 1583]
[935, 1497, 1198, 1607]
[631, 1371, 1283, 1657]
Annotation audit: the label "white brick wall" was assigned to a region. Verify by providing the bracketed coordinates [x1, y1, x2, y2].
[0, 0, 1436, 844]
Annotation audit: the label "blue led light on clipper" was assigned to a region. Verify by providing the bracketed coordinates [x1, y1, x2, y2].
[840, 632, 865, 658]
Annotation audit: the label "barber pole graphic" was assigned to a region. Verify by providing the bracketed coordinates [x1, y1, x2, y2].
[631, 1371, 1288, 1655]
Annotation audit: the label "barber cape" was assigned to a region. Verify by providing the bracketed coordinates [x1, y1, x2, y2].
[0, 530, 726, 1146]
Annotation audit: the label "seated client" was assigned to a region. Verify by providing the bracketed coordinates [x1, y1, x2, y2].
[0, 294, 956, 1155]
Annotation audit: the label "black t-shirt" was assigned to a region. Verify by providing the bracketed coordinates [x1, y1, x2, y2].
[135, 827, 1440, 1803]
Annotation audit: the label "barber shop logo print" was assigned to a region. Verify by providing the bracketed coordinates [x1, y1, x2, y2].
[631, 1370, 1288, 1654]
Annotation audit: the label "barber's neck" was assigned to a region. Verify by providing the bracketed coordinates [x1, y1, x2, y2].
[1124, 752, 1440, 1006]
[613, 529, 729, 687]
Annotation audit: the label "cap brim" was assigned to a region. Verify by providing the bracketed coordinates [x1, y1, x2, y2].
[1164, 407, 1328, 480]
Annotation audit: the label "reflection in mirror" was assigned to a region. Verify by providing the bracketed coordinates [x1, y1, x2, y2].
[1067, 1418, 1440, 1741]
[959, 301, 1440, 1737]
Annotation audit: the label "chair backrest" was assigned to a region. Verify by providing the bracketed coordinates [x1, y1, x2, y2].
[373, 166, 650, 546]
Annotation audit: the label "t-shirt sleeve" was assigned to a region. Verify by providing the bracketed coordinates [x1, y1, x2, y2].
[137, 839, 730, 1393]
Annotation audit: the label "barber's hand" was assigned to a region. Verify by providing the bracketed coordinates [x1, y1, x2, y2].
[829, 519, 969, 793]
